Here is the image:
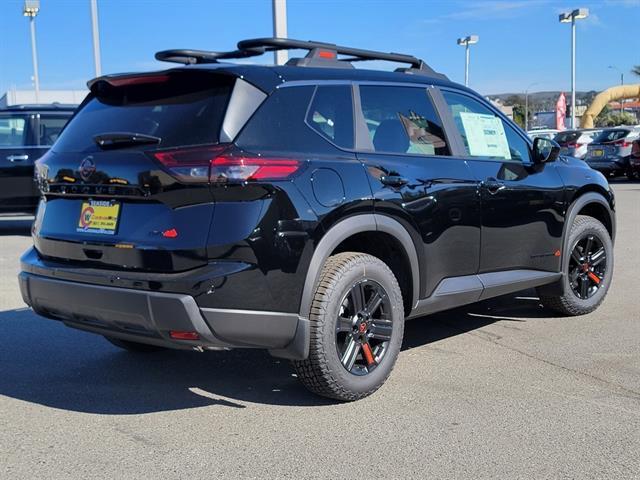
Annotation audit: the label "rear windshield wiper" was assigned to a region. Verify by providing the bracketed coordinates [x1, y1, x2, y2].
[93, 132, 161, 150]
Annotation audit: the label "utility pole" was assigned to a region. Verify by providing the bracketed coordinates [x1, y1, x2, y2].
[90, 0, 102, 77]
[272, 0, 288, 65]
[525, 82, 540, 131]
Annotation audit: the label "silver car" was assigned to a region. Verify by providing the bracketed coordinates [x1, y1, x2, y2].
[554, 129, 597, 159]
[585, 126, 640, 177]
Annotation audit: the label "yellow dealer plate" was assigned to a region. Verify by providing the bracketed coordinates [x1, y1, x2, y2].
[77, 200, 120, 235]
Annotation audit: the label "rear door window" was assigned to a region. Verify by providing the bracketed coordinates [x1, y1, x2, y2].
[306, 85, 354, 149]
[54, 73, 234, 153]
[0, 115, 27, 147]
[359, 85, 449, 156]
[38, 115, 71, 146]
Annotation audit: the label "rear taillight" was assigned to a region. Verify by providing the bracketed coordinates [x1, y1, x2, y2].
[613, 139, 631, 147]
[150, 145, 301, 184]
[567, 143, 584, 148]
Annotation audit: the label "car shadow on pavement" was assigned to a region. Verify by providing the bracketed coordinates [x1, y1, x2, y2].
[0, 290, 551, 412]
[0, 218, 33, 236]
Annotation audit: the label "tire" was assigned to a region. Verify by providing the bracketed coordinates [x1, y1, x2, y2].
[293, 252, 405, 401]
[104, 336, 166, 353]
[538, 215, 613, 316]
[627, 169, 638, 181]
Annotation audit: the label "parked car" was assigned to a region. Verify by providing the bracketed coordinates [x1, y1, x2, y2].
[527, 128, 559, 141]
[585, 126, 640, 179]
[628, 138, 640, 179]
[553, 129, 595, 159]
[19, 38, 616, 401]
[0, 104, 75, 214]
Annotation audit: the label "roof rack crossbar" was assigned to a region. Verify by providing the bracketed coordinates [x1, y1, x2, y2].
[237, 38, 425, 69]
[154, 37, 448, 79]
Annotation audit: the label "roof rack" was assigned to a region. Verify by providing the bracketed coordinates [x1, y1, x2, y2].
[155, 37, 448, 79]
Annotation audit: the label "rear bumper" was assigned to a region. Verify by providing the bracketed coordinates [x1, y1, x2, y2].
[586, 160, 626, 174]
[18, 271, 309, 360]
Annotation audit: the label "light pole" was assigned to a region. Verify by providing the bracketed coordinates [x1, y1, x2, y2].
[272, 0, 288, 65]
[23, 0, 40, 103]
[608, 65, 624, 114]
[90, 0, 102, 77]
[457, 35, 479, 87]
[525, 82, 540, 131]
[559, 8, 589, 129]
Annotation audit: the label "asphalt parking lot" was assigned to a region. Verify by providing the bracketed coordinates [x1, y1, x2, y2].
[1, 182, 639, 479]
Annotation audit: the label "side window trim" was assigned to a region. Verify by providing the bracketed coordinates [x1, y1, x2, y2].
[428, 87, 468, 157]
[353, 82, 454, 159]
[352, 84, 374, 152]
[439, 87, 535, 164]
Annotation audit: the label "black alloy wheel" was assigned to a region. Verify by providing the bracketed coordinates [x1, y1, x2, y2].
[568, 234, 606, 300]
[335, 279, 393, 376]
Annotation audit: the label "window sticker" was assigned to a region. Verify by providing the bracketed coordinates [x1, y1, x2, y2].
[459, 111, 511, 160]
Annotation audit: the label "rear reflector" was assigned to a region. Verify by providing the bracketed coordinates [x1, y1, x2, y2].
[162, 228, 178, 238]
[151, 145, 301, 184]
[169, 331, 200, 340]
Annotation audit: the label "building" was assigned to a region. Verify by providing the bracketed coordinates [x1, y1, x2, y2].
[1, 89, 87, 108]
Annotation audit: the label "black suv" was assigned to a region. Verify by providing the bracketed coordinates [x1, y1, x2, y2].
[0, 104, 75, 214]
[19, 39, 615, 401]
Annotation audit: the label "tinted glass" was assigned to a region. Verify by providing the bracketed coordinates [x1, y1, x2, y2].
[306, 85, 354, 149]
[54, 73, 233, 153]
[359, 86, 449, 155]
[38, 115, 71, 146]
[442, 90, 531, 162]
[554, 131, 581, 144]
[0, 115, 27, 147]
[593, 129, 629, 143]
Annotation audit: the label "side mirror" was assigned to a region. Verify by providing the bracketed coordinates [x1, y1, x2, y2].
[532, 137, 560, 164]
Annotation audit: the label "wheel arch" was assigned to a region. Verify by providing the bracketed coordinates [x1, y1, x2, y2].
[565, 190, 616, 246]
[298, 214, 420, 320]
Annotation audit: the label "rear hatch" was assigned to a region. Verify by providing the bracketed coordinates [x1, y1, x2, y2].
[34, 70, 235, 272]
[586, 128, 630, 160]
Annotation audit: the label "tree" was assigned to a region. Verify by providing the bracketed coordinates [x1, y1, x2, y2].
[512, 104, 526, 129]
[595, 106, 636, 128]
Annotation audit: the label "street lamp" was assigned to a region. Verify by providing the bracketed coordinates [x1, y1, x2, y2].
[457, 35, 479, 87]
[608, 65, 624, 114]
[525, 82, 540, 131]
[23, 0, 40, 103]
[559, 8, 589, 129]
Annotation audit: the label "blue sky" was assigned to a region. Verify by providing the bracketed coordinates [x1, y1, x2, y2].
[1, 0, 638, 96]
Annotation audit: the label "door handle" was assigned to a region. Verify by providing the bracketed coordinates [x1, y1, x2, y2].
[380, 175, 408, 187]
[7, 154, 29, 162]
[483, 177, 505, 194]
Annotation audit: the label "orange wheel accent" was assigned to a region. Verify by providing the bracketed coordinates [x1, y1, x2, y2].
[362, 342, 375, 366]
[587, 272, 601, 285]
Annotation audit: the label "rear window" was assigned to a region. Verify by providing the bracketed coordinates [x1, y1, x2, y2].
[54, 73, 234, 153]
[593, 129, 629, 143]
[554, 131, 580, 144]
[0, 115, 27, 147]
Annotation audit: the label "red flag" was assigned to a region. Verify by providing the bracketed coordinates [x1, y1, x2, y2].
[556, 92, 566, 131]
